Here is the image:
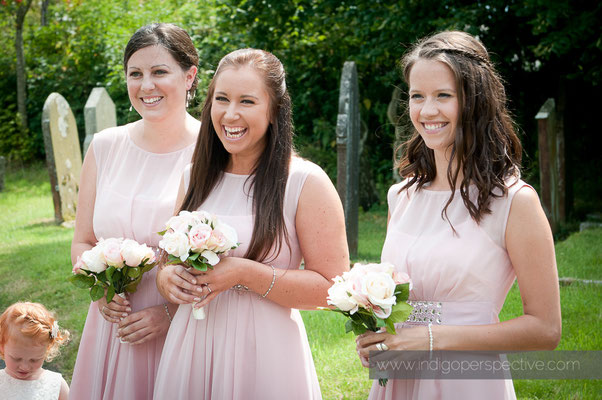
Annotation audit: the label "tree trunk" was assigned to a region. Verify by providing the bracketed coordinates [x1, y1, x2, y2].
[15, 0, 34, 134]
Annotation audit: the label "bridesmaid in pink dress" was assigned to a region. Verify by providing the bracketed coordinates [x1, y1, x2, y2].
[69, 24, 200, 399]
[356, 31, 561, 399]
[154, 49, 350, 399]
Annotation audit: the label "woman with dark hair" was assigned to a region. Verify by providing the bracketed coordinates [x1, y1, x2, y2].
[356, 31, 561, 399]
[70, 23, 199, 399]
[154, 48, 349, 399]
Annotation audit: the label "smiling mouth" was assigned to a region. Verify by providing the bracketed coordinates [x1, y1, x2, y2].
[223, 126, 247, 139]
[141, 96, 163, 105]
[423, 122, 448, 131]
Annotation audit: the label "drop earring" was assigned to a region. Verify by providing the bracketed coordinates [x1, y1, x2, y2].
[186, 90, 191, 108]
[129, 105, 133, 112]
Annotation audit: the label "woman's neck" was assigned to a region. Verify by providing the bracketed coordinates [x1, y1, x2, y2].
[133, 111, 197, 153]
[430, 146, 463, 190]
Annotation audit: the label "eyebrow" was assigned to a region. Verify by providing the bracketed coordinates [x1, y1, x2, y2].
[128, 64, 171, 70]
[215, 91, 259, 100]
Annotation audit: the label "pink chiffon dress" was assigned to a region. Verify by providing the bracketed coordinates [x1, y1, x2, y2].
[69, 125, 195, 400]
[153, 157, 322, 400]
[369, 178, 530, 400]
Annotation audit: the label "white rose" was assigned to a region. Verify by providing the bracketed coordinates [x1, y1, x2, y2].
[191, 210, 215, 225]
[201, 249, 220, 266]
[327, 279, 358, 312]
[159, 231, 191, 262]
[98, 238, 124, 268]
[121, 240, 155, 267]
[166, 211, 198, 233]
[362, 271, 397, 311]
[80, 246, 107, 273]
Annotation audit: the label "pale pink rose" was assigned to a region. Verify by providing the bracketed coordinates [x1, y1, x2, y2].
[392, 270, 412, 290]
[99, 238, 124, 268]
[206, 230, 226, 252]
[201, 249, 220, 266]
[191, 210, 215, 225]
[213, 221, 238, 252]
[345, 264, 370, 308]
[166, 211, 199, 233]
[188, 223, 212, 252]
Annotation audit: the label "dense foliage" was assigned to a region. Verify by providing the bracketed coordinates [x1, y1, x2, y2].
[1, 0, 600, 214]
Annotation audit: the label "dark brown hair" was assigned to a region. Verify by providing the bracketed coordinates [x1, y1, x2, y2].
[180, 49, 293, 262]
[123, 23, 199, 94]
[397, 31, 522, 224]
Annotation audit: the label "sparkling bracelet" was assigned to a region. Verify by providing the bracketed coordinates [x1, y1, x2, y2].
[164, 303, 173, 323]
[428, 323, 433, 352]
[232, 284, 249, 291]
[261, 265, 276, 298]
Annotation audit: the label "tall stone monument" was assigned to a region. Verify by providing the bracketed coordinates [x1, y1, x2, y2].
[83, 87, 116, 156]
[42, 93, 82, 224]
[336, 61, 360, 257]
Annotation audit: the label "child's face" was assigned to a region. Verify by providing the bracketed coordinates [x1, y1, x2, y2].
[0, 335, 48, 380]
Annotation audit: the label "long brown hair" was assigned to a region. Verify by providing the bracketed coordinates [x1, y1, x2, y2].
[397, 31, 522, 224]
[180, 49, 293, 262]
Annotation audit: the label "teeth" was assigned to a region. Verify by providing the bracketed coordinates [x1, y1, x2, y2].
[424, 123, 446, 130]
[224, 126, 246, 138]
[142, 97, 162, 104]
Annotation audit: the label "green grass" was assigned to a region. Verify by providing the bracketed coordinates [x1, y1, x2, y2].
[1, 163, 600, 399]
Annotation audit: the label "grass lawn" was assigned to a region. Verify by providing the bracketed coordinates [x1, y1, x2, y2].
[0, 163, 600, 399]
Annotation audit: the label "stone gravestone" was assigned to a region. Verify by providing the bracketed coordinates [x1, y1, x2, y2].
[83, 87, 116, 156]
[336, 61, 360, 258]
[0, 156, 5, 192]
[42, 93, 82, 224]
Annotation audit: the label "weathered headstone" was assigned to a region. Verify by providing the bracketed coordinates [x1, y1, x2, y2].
[0, 156, 6, 192]
[535, 98, 565, 233]
[387, 87, 404, 182]
[84, 87, 116, 156]
[42, 93, 82, 224]
[336, 61, 360, 257]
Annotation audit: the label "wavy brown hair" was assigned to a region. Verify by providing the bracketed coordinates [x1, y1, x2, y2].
[180, 49, 293, 262]
[397, 31, 522, 224]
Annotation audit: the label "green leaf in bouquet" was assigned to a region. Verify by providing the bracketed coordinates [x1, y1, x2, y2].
[376, 318, 386, 328]
[166, 254, 182, 265]
[350, 320, 368, 335]
[394, 282, 410, 302]
[385, 318, 397, 335]
[128, 267, 141, 278]
[190, 258, 209, 271]
[97, 270, 107, 284]
[90, 284, 105, 302]
[188, 252, 201, 261]
[141, 262, 156, 274]
[68, 274, 95, 288]
[106, 285, 116, 303]
[125, 278, 142, 293]
[105, 266, 115, 282]
[158, 229, 167, 236]
[344, 319, 355, 333]
[388, 300, 412, 326]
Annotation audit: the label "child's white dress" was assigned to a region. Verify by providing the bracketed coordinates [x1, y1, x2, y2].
[0, 368, 63, 400]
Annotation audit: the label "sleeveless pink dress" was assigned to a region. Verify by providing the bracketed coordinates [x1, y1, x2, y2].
[153, 157, 322, 400]
[368, 179, 529, 400]
[69, 125, 195, 400]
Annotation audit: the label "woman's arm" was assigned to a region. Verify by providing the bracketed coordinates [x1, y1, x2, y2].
[193, 167, 350, 310]
[71, 142, 98, 264]
[357, 187, 561, 359]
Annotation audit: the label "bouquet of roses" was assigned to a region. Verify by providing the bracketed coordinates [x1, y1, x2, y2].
[322, 262, 412, 386]
[158, 210, 239, 319]
[69, 238, 157, 303]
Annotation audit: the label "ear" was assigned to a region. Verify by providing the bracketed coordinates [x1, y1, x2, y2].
[185, 66, 198, 91]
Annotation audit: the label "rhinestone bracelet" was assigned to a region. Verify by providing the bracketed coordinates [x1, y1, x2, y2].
[261, 265, 276, 298]
[163, 303, 173, 323]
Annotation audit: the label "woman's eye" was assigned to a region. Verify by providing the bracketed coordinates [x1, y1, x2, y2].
[154, 69, 167, 75]
[215, 96, 228, 102]
[129, 71, 141, 78]
[241, 99, 255, 105]
[410, 94, 423, 100]
[438, 93, 452, 98]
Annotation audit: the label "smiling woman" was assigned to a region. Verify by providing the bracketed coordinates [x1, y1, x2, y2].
[68, 23, 200, 400]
